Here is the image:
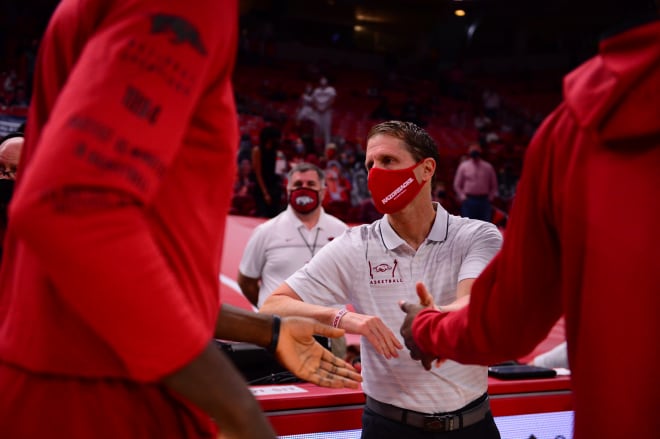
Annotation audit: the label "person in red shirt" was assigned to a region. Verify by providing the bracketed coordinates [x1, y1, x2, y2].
[0, 1, 361, 438]
[400, 8, 660, 439]
[453, 142, 498, 222]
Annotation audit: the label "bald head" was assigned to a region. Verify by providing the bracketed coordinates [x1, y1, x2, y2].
[0, 136, 24, 180]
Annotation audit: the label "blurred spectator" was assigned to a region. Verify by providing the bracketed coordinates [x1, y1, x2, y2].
[0, 130, 24, 263]
[324, 142, 338, 162]
[354, 197, 382, 224]
[237, 132, 253, 163]
[350, 166, 371, 207]
[296, 83, 319, 129]
[231, 159, 257, 216]
[337, 150, 358, 182]
[312, 76, 336, 148]
[453, 142, 498, 222]
[234, 159, 254, 197]
[323, 161, 351, 206]
[251, 126, 284, 218]
[482, 89, 501, 121]
[369, 96, 394, 120]
[474, 110, 493, 134]
[432, 181, 460, 216]
[2, 70, 17, 95]
[275, 150, 288, 178]
[9, 85, 29, 108]
[400, 91, 427, 127]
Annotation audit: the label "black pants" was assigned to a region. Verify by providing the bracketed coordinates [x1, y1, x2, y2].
[460, 195, 492, 222]
[360, 406, 501, 439]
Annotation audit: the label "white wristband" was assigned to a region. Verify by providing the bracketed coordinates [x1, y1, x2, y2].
[332, 308, 349, 328]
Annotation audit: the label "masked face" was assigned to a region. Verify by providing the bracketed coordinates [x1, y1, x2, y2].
[367, 161, 424, 214]
[289, 187, 320, 214]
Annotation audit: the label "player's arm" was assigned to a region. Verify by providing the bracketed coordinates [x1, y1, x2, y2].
[237, 272, 260, 307]
[410, 111, 566, 365]
[164, 343, 277, 438]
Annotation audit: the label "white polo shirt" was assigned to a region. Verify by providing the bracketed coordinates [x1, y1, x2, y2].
[239, 205, 348, 308]
[286, 203, 502, 413]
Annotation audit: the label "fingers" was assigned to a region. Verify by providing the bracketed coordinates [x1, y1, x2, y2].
[415, 281, 433, 307]
[365, 325, 402, 359]
[434, 358, 446, 368]
[313, 355, 363, 389]
[312, 373, 360, 389]
[319, 361, 362, 384]
[408, 350, 439, 371]
[421, 357, 434, 371]
[289, 344, 362, 389]
[398, 300, 410, 312]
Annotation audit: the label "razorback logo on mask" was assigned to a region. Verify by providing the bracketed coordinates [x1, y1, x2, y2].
[296, 195, 315, 206]
[289, 188, 319, 214]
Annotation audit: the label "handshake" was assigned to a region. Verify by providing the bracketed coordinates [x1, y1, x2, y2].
[399, 281, 468, 370]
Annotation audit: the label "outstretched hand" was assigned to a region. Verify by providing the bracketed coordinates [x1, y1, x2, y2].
[399, 282, 443, 371]
[275, 316, 363, 389]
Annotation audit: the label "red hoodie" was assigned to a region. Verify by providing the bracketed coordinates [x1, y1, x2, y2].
[413, 20, 660, 438]
[0, 0, 237, 382]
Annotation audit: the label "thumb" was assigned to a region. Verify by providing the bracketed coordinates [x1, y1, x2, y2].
[416, 282, 433, 307]
[399, 300, 410, 312]
[313, 323, 345, 339]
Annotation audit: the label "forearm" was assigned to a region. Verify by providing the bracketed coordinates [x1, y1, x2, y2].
[163, 342, 276, 439]
[244, 286, 260, 308]
[215, 304, 275, 348]
[260, 293, 337, 326]
[237, 274, 260, 307]
[438, 294, 470, 312]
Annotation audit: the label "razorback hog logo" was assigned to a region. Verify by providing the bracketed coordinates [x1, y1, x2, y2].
[368, 260, 403, 285]
[373, 264, 391, 273]
[296, 195, 315, 206]
[150, 14, 208, 56]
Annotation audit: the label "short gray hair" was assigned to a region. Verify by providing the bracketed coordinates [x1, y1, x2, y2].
[288, 162, 325, 185]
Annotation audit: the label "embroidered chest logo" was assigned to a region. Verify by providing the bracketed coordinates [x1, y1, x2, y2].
[369, 259, 404, 285]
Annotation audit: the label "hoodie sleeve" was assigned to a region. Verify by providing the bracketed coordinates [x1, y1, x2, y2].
[9, 0, 237, 380]
[413, 109, 565, 364]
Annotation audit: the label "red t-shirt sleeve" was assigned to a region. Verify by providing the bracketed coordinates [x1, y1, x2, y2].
[10, 0, 237, 380]
[413, 109, 565, 365]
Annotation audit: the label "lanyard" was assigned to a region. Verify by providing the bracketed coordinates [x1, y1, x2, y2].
[297, 227, 320, 258]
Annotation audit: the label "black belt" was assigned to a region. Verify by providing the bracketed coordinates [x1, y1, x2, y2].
[365, 394, 491, 432]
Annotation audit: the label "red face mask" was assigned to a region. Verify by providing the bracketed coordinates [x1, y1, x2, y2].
[368, 161, 424, 214]
[289, 187, 320, 214]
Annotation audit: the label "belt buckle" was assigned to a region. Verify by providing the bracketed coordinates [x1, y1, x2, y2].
[423, 414, 454, 432]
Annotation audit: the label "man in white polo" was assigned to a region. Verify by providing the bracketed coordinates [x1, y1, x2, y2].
[261, 121, 502, 438]
[238, 162, 348, 309]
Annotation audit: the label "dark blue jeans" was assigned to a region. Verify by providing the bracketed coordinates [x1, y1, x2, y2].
[360, 406, 501, 439]
[460, 195, 492, 222]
